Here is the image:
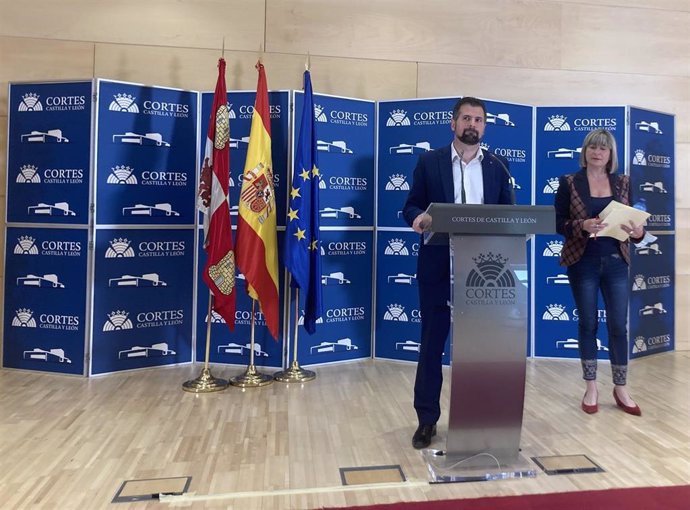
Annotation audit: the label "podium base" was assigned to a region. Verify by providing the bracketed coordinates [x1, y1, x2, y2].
[422, 449, 537, 483]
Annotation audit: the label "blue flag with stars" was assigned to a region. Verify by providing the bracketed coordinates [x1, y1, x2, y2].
[285, 70, 323, 334]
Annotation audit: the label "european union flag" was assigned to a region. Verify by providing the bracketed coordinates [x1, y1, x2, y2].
[284, 70, 322, 334]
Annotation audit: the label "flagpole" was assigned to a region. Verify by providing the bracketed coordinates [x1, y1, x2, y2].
[182, 292, 229, 392]
[274, 284, 316, 383]
[279, 68, 321, 381]
[230, 299, 273, 387]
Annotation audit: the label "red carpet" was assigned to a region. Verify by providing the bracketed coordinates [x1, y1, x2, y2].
[323, 485, 690, 510]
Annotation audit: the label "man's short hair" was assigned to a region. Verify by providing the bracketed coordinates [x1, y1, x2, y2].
[452, 97, 487, 120]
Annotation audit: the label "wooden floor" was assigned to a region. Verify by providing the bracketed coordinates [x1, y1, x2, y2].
[1, 352, 689, 509]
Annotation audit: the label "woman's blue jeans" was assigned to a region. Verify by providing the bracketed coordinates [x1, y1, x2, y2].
[566, 253, 630, 385]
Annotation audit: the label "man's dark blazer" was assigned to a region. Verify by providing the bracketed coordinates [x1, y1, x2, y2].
[402, 144, 513, 303]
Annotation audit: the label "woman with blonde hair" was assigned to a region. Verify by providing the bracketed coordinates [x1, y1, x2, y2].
[554, 128, 645, 416]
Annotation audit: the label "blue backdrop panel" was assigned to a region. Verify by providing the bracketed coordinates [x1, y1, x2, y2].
[533, 106, 626, 358]
[3, 227, 88, 374]
[629, 235, 675, 358]
[195, 229, 285, 368]
[628, 108, 675, 231]
[289, 229, 373, 365]
[280, 92, 375, 366]
[532, 234, 609, 359]
[199, 90, 290, 227]
[7, 81, 93, 225]
[5, 80, 677, 374]
[95, 80, 198, 226]
[479, 99, 534, 356]
[377, 97, 457, 229]
[377, 97, 533, 227]
[535, 106, 626, 206]
[628, 107, 675, 358]
[376, 97, 534, 360]
[375, 97, 455, 362]
[374, 229, 450, 363]
[295, 93, 375, 228]
[480, 99, 534, 206]
[91, 228, 195, 374]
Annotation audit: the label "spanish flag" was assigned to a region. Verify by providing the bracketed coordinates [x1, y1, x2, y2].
[235, 62, 279, 339]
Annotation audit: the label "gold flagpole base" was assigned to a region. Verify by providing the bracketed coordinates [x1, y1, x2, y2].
[229, 364, 274, 388]
[182, 367, 229, 393]
[273, 360, 316, 383]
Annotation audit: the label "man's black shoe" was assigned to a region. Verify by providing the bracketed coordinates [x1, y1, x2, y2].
[412, 424, 437, 449]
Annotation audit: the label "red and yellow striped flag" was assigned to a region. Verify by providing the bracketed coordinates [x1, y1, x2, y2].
[235, 62, 279, 339]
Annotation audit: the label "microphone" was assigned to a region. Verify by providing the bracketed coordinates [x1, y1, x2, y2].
[458, 150, 466, 204]
[487, 152, 516, 205]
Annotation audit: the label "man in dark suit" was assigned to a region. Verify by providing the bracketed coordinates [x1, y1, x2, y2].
[402, 96, 513, 449]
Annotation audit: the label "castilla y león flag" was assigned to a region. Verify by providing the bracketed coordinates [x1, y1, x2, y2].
[235, 62, 279, 339]
[198, 57, 236, 330]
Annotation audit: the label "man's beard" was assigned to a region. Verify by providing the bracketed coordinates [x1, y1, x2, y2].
[458, 129, 480, 145]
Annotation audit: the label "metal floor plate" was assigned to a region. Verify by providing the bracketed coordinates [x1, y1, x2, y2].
[531, 454, 604, 475]
[112, 476, 191, 503]
[339, 465, 406, 486]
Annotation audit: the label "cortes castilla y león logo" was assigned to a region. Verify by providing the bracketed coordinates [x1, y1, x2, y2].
[18, 93, 43, 112]
[542, 177, 560, 194]
[314, 104, 328, 123]
[466, 252, 515, 287]
[108, 91, 192, 117]
[542, 304, 569, 321]
[107, 165, 138, 185]
[632, 149, 671, 168]
[385, 174, 410, 191]
[105, 238, 136, 258]
[14, 236, 39, 255]
[12, 308, 37, 327]
[384, 238, 409, 256]
[386, 109, 411, 127]
[543, 115, 570, 131]
[103, 310, 133, 331]
[16, 165, 41, 184]
[383, 304, 409, 322]
[464, 252, 517, 306]
[542, 240, 563, 257]
[109, 93, 139, 113]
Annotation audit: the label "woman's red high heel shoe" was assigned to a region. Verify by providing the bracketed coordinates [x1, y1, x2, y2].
[581, 394, 598, 414]
[613, 388, 641, 416]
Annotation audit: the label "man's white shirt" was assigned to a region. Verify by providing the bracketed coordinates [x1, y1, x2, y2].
[451, 144, 484, 204]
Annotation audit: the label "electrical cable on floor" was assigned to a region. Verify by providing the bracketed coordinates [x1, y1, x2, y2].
[159, 480, 430, 505]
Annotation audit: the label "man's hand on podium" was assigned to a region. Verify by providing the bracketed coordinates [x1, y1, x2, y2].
[412, 212, 432, 234]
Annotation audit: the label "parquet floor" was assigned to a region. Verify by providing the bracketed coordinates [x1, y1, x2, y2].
[1, 352, 688, 509]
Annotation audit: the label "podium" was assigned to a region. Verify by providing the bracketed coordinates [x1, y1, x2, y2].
[421, 203, 555, 482]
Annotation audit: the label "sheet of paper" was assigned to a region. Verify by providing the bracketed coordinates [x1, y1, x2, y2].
[590, 200, 651, 241]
